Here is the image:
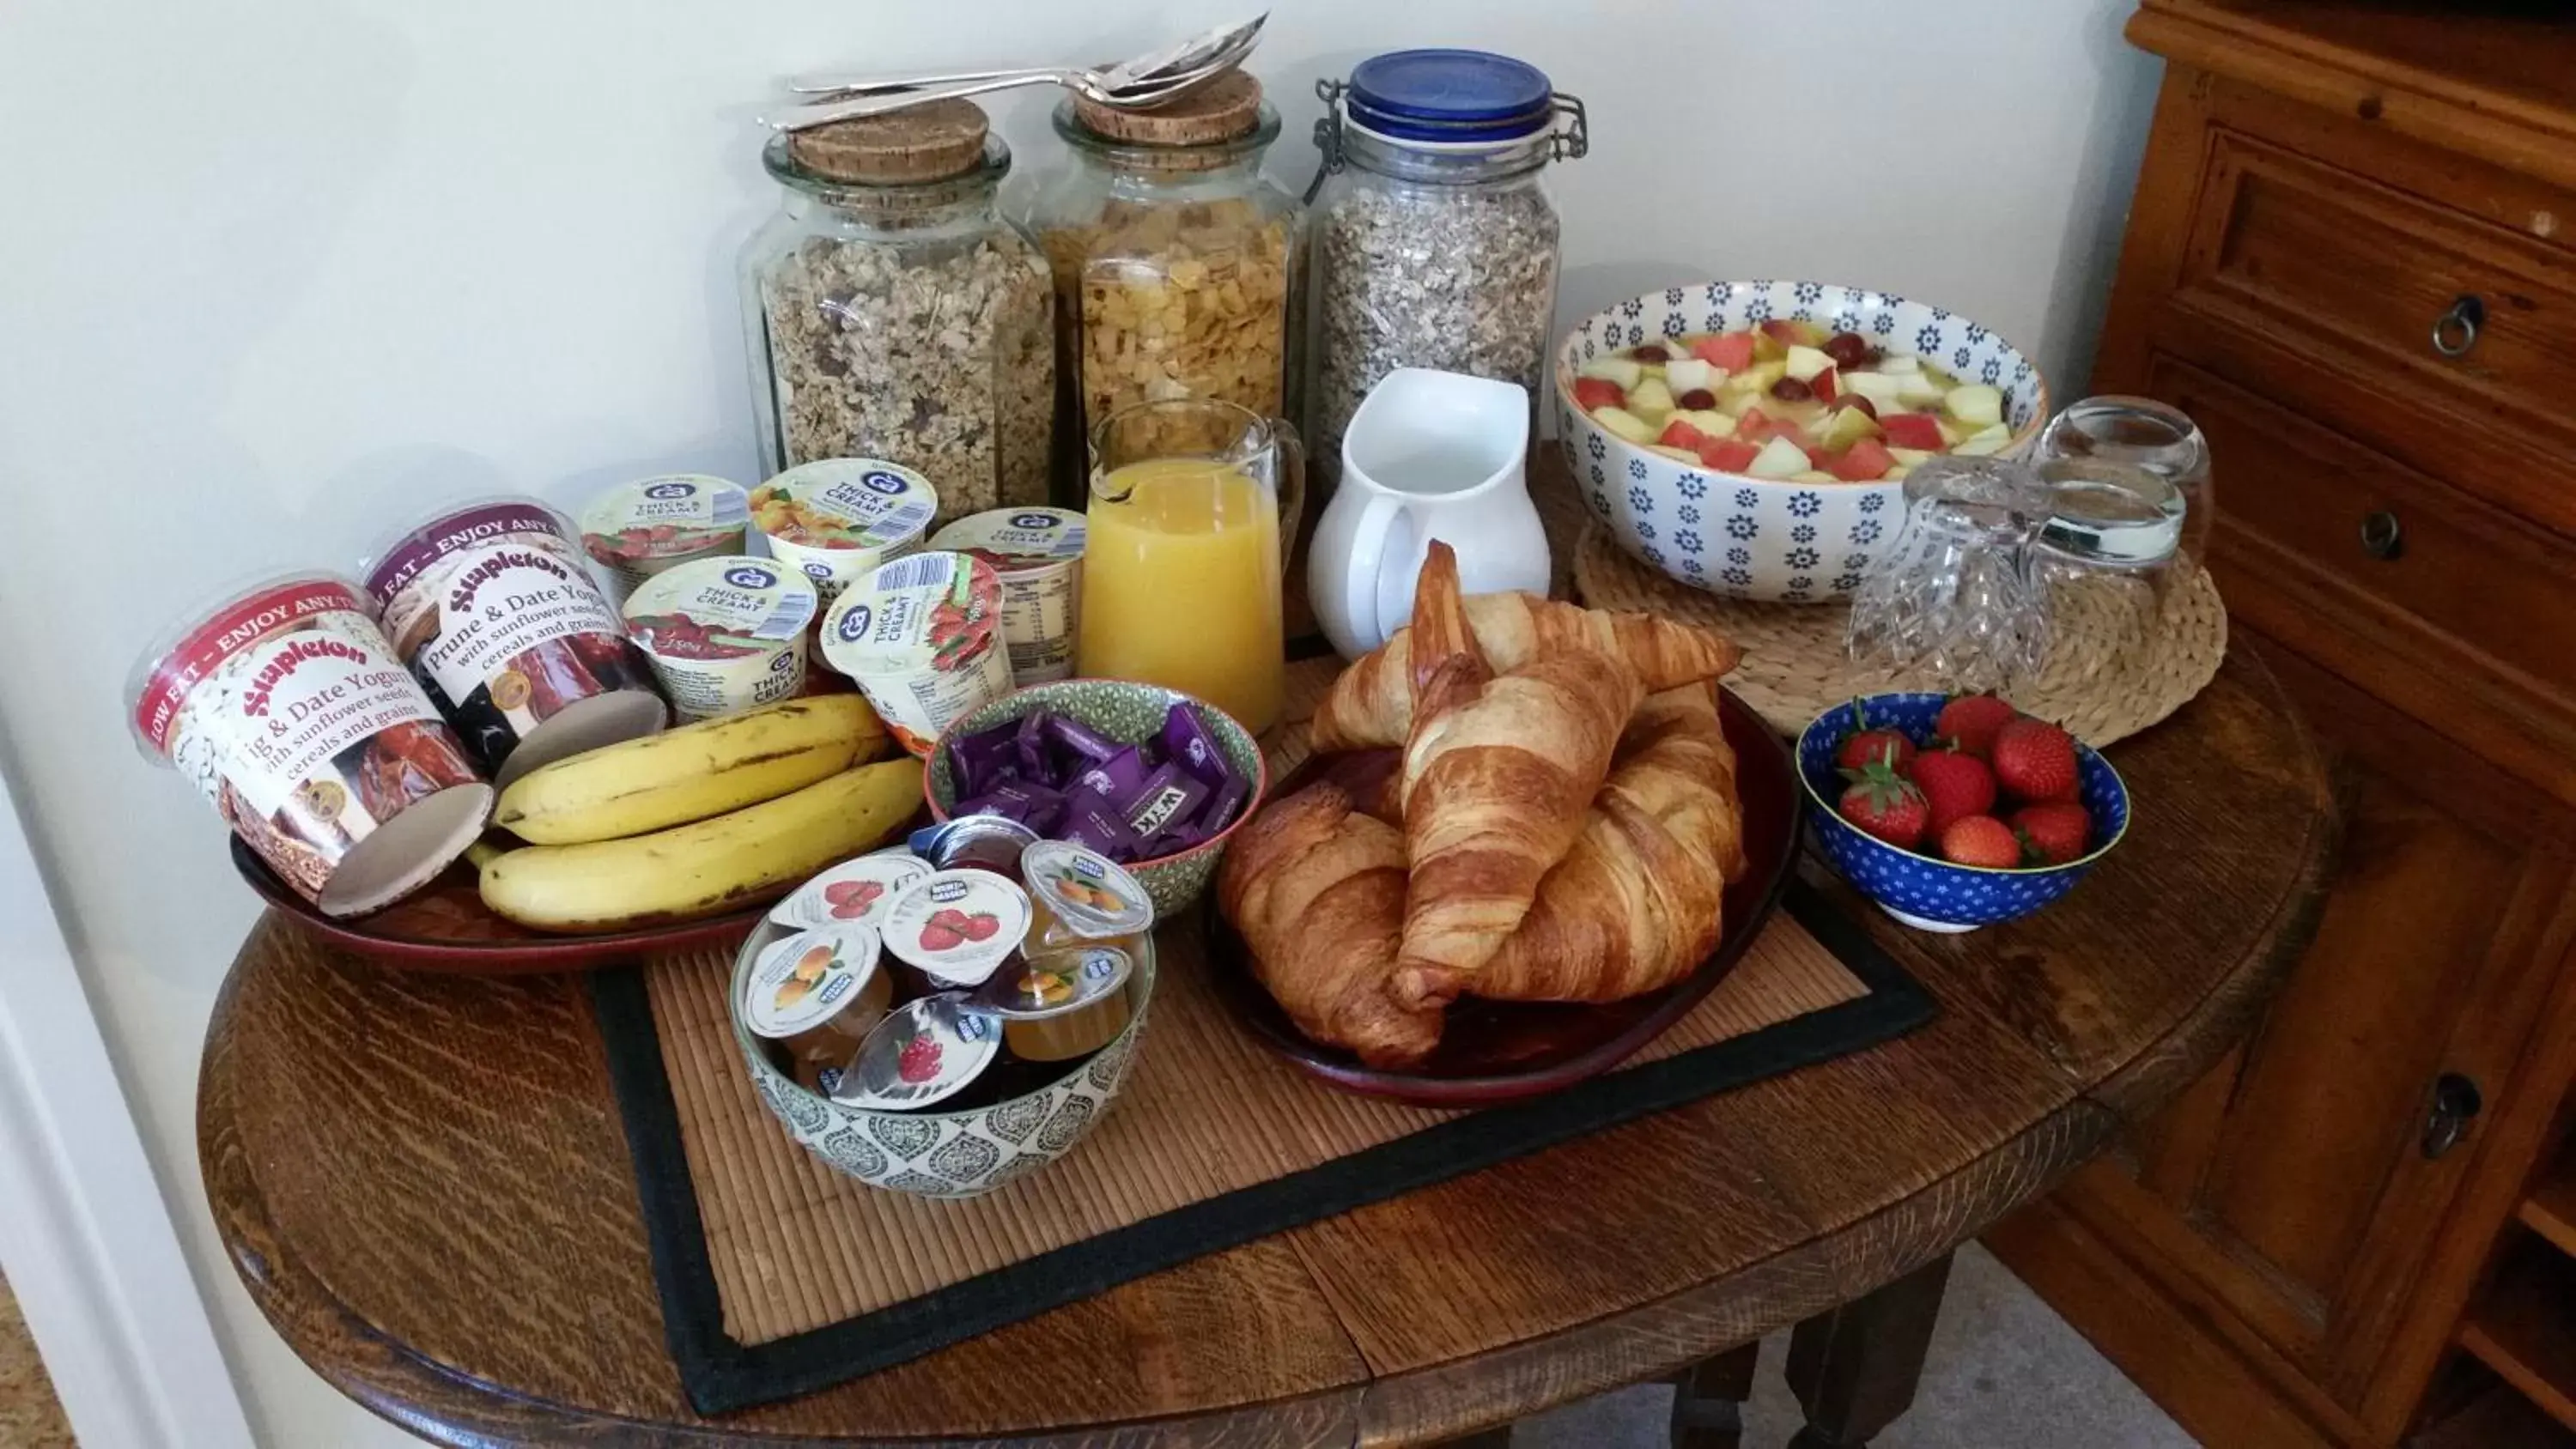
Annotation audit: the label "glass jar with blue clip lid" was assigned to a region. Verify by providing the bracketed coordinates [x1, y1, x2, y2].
[1306, 50, 1589, 495]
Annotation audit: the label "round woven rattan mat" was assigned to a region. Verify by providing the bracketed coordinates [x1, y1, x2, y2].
[1572, 523, 2227, 746]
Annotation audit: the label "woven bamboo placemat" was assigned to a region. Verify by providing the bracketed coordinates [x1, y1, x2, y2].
[597, 658, 1936, 1410]
[1573, 523, 2227, 746]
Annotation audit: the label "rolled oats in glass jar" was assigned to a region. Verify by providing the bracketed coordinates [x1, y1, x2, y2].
[1021, 73, 1304, 498]
[741, 99, 1055, 530]
[1308, 51, 1587, 495]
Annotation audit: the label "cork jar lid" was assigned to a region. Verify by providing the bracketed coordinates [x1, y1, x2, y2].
[788, 97, 991, 184]
[1072, 70, 1263, 146]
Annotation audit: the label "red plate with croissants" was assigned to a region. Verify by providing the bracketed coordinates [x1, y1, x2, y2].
[1208, 543, 1798, 1107]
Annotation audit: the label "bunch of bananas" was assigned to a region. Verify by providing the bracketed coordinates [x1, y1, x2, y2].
[475, 694, 920, 933]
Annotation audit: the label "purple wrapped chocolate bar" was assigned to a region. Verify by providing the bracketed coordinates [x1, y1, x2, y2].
[1072, 745, 1151, 804]
[946, 720, 1018, 799]
[1118, 761, 1210, 843]
[1060, 797, 1148, 863]
[952, 779, 1067, 836]
[1043, 712, 1123, 768]
[1158, 703, 1232, 789]
[1013, 711, 1052, 778]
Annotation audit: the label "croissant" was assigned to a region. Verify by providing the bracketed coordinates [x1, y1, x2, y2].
[1470, 682, 1748, 1003]
[1216, 782, 1442, 1070]
[1392, 544, 1643, 1010]
[1310, 582, 1741, 753]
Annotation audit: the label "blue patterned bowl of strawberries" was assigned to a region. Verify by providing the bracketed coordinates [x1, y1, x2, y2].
[1795, 693, 2129, 931]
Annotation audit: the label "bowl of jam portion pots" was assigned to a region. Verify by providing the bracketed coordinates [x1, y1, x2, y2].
[729, 912, 1155, 1198]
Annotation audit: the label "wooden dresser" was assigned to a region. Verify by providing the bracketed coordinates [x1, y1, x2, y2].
[1984, 3, 2576, 1446]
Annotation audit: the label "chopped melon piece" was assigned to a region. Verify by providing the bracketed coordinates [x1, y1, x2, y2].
[1815, 404, 1884, 452]
[1895, 373, 1947, 408]
[1784, 344, 1836, 384]
[1746, 435, 1812, 478]
[1886, 446, 1938, 468]
[1674, 408, 1736, 439]
[1663, 357, 1716, 393]
[1844, 372, 1907, 408]
[1627, 376, 1676, 418]
[1943, 385, 2004, 428]
[1578, 355, 1644, 390]
[1593, 406, 1661, 446]
[1951, 421, 2016, 456]
[1876, 355, 1921, 374]
[1721, 361, 1788, 396]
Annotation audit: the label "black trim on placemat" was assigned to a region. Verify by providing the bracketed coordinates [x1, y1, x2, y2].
[590, 876, 1934, 1416]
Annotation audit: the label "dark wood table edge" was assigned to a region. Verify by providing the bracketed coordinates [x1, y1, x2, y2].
[197, 653, 2342, 1449]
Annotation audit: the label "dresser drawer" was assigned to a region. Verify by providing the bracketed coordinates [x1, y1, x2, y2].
[2150, 355, 2576, 717]
[2172, 134, 2576, 481]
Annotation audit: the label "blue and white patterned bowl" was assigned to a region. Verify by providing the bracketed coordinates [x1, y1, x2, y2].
[1555, 282, 2049, 603]
[1796, 694, 2127, 932]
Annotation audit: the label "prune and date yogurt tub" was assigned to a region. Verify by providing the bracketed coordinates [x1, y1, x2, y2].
[748, 459, 939, 610]
[927, 506, 1085, 682]
[361, 496, 665, 787]
[620, 556, 815, 721]
[578, 475, 751, 593]
[127, 573, 493, 917]
[818, 550, 1015, 758]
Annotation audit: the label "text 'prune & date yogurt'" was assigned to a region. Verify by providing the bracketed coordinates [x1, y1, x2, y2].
[128, 573, 493, 917]
[362, 496, 665, 785]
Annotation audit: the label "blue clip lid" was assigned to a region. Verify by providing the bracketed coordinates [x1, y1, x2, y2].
[1346, 49, 1554, 143]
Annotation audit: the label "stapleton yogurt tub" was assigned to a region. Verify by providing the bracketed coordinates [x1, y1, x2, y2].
[750, 459, 939, 614]
[362, 495, 666, 786]
[128, 573, 493, 916]
[620, 555, 817, 721]
[927, 506, 1085, 683]
[819, 550, 1015, 758]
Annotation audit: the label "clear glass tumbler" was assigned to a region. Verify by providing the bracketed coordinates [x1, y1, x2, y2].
[2022, 458, 2185, 698]
[1845, 457, 2050, 695]
[2034, 396, 2213, 567]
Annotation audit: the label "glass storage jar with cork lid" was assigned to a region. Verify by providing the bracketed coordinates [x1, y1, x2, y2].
[740, 98, 1055, 530]
[1020, 73, 1305, 499]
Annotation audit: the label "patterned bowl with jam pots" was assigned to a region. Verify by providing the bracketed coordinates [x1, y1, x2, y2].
[924, 678, 1267, 916]
[1556, 282, 2050, 603]
[1796, 694, 2128, 932]
[732, 916, 1155, 1198]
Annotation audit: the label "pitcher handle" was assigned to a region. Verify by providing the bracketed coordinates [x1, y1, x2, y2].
[1267, 416, 1309, 577]
[1335, 492, 1406, 652]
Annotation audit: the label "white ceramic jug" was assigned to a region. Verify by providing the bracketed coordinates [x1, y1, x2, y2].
[1309, 368, 1551, 659]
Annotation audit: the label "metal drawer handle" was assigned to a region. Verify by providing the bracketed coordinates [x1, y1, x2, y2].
[2360, 510, 2403, 560]
[2421, 1072, 2482, 1160]
[2431, 294, 2483, 357]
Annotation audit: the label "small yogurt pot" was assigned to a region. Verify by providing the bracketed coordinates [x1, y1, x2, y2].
[927, 507, 1086, 683]
[882, 868, 1033, 990]
[739, 922, 892, 1068]
[750, 460, 939, 612]
[818, 551, 1016, 758]
[578, 474, 751, 594]
[829, 993, 1001, 1111]
[361, 495, 666, 786]
[768, 848, 932, 931]
[1020, 840, 1154, 956]
[621, 556, 816, 721]
[968, 943, 1135, 1064]
[128, 573, 493, 916]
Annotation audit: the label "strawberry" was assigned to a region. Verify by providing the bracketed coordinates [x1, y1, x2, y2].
[2013, 801, 2093, 864]
[1692, 331, 1755, 373]
[1834, 700, 1917, 776]
[1939, 815, 2023, 869]
[1933, 694, 2018, 759]
[1573, 377, 1625, 411]
[1698, 438, 1760, 472]
[1837, 760, 1929, 850]
[1911, 748, 1997, 834]
[1882, 412, 1947, 451]
[1991, 717, 2081, 803]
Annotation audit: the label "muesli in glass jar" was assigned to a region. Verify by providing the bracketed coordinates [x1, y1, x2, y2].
[1022, 73, 1303, 493]
[741, 98, 1054, 529]
[1307, 51, 1587, 494]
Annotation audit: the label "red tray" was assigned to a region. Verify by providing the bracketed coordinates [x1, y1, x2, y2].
[1203, 687, 1801, 1106]
[233, 838, 773, 976]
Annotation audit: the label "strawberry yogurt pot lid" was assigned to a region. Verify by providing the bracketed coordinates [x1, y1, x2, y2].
[881, 868, 1031, 987]
[359, 494, 666, 787]
[817, 551, 1016, 757]
[621, 555, 815, 722]
[769, 848, 932, 931]
[829, 991, 1001, 1110]
[125, 570, 493, 918]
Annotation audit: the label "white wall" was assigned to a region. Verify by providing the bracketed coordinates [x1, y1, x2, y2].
[0, 2, 2159, 1443]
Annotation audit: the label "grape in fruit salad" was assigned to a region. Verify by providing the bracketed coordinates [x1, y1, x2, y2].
[1572, 319, 2014, 483]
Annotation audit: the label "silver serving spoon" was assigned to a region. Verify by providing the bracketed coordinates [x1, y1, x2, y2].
[768, 15, 1261, 130]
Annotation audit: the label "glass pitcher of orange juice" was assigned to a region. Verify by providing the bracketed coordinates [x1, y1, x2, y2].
[1078, 399, 1304, 732]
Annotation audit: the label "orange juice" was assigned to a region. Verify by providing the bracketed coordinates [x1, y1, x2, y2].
[1078, 458, 1284, 731]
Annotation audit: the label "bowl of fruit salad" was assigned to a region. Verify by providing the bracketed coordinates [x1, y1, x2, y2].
[1557, 282, 2048, 603]
[1796, 693, 2126, 931]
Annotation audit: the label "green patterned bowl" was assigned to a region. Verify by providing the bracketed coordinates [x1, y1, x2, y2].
[923, 679, 1267, 915]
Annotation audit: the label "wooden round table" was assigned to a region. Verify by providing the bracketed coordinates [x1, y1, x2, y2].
[201, 647, 2333, 1449]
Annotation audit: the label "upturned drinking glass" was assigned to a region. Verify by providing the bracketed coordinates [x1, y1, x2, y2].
[2034, 396, 2212, 567]
[1844, 457, 2050, 695]
[2022, 458, 2185, 697]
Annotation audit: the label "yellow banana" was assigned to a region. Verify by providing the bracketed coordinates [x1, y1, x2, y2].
[479, 757, 923, 933]
[493, 694, 886, 845]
